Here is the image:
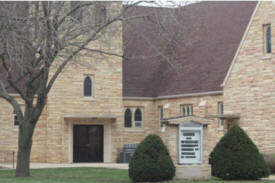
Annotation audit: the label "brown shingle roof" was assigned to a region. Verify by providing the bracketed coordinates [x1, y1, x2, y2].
[123, 1, 257, 97]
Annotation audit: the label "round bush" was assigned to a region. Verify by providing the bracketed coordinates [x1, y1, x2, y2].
[209, 125, 270, 180]
[129, 134, 175, 182]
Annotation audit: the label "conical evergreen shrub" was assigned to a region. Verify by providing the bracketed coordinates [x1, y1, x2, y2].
[129, 134, 175, 182]
[209, 125, 270, 180]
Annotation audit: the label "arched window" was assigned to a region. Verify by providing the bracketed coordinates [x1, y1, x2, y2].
[84, 76, 92, 96]
[134, 108, 142, 128]
[124, 108, 132, 128]
[266, 26, 272, 53]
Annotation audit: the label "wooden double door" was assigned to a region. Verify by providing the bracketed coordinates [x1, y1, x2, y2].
[73, 125, 104, 162]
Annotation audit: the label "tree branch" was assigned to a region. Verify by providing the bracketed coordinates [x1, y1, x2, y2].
[46, 14, 122, 94]
[0, 52, 29, 103]
[0, 79, 23, 124]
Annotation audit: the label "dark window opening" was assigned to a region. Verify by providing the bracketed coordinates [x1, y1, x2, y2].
[218, 102, 224, 127]
[124, 108, 132, 128]
[266, 25, 272, 53]
[84, 76, 92, 96]
[134, 108, 142, 127]
[134, 108, 142, 122]
[159, 106, 163, 127]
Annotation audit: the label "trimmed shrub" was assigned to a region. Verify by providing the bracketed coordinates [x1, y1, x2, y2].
[209, 125, 270, 180]
[263, 153, 275, 174]
[129, 134, 175, 182]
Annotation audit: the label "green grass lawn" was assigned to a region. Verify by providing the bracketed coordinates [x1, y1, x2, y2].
[0, 167, 273, 183]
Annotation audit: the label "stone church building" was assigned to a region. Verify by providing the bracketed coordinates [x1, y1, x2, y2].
[0, 1, 274, 180]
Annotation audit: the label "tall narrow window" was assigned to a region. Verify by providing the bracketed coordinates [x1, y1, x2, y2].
[158, 106, 163, 127]
[134, 108, 142, 128]
[84, 76, 92, 96]
[14, 111, 19, 126]
[124, 108, 132, 128]
[218, 102, 224, 129]
[264, 24, 272, 54]
[182, 104, 193, 117]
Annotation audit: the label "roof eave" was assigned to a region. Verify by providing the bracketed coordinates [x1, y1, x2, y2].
[123, 90, 223, 101]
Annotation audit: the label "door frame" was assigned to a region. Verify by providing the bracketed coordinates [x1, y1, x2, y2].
[68, 121, 112, 163]
[73, 125, 104, 163]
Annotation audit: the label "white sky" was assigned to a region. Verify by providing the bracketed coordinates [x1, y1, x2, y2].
[123, 1, 196, 8]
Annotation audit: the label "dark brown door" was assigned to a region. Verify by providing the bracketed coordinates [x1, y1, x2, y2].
[73, 125, 104, 162]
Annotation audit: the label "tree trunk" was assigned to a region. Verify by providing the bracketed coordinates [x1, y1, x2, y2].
[15, 121, 35, 177]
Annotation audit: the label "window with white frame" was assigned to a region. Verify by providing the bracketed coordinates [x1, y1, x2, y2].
[264, 24, 272, 54]
[158, 106, 163, 128]
[181, 104, 193, 117]
[124, 107, 143, 128]
[218, 102, 224, 129]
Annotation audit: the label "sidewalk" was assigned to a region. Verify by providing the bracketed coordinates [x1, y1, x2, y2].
[262, 175, 275, 181]
[0, 163, 128, 170]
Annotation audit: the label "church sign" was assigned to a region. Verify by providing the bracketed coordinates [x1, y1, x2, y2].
[178, 122, 203, 164]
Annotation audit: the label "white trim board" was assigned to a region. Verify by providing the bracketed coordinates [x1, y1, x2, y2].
[123, 91, 223, 101]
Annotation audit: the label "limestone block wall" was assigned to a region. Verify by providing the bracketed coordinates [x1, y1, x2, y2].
[156, 94, 225, 144]
[45, 2, 124, 163]
[155, 94, 223, 119]
[0, 97, 47, 162]
[123, 94, 224, 154]
[0, 2, 124, 164]
[122, 100, 160, 146]
[223, 1, 275, 153]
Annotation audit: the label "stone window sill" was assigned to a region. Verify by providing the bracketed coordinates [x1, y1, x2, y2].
[262, 54, 272, 60]
[218, 127, 224, 131]
[83, 97, 96, 101]
[124, 128, 144, 132]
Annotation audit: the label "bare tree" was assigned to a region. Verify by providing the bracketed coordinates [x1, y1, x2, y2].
[0, 1, 138, 177]
[0, 1, 200, 177]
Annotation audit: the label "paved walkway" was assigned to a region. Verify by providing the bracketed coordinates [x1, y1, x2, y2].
[262, 175, 275, 181]
[0, 163, 128, 170]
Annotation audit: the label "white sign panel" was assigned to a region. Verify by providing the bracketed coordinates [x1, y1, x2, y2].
[178, 123, 202, 164]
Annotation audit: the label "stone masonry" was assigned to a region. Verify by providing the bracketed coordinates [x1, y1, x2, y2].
[223, 1, 275, 154]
